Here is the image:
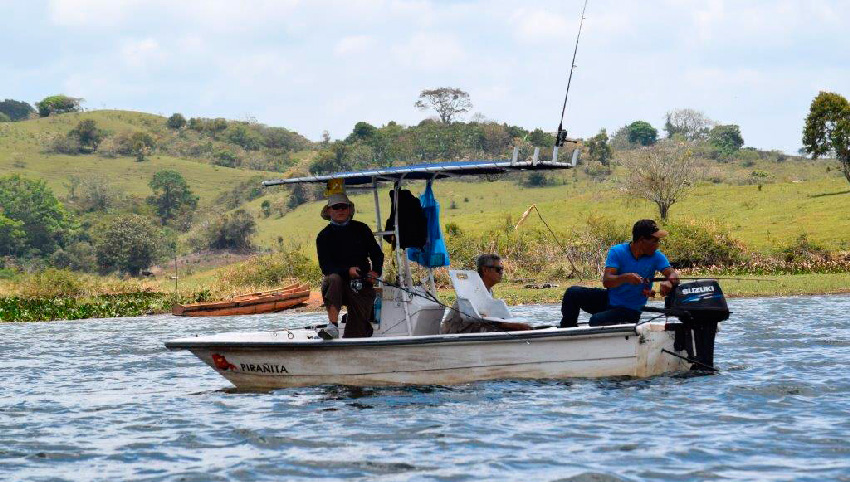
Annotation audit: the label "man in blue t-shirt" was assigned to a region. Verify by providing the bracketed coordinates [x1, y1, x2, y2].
[560, 219, 680, 327]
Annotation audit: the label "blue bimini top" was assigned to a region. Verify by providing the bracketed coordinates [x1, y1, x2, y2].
[605, 242, 671, 311]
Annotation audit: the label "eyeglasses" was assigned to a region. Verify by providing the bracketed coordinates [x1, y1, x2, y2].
[330, 203, 349, 211]
[487, 266, 504, 273]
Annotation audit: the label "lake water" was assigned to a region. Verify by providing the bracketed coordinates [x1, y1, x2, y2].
[2, 295, 849, 482]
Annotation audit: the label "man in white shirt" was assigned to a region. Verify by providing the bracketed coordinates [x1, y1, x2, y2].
[441, 254, 532, 334]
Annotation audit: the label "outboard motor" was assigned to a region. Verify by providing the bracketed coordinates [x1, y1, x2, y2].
[665, 280, 730, 371]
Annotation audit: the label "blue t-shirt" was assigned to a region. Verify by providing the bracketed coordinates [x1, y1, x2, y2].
[605, 242, 671, 311]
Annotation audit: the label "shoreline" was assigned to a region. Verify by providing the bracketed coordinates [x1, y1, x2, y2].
[3, 272, 849, 322]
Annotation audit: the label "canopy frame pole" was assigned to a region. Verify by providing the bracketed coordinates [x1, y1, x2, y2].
[392, 179, 414, 336]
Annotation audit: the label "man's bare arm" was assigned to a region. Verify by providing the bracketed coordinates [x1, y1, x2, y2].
[602, 267, 643, 288]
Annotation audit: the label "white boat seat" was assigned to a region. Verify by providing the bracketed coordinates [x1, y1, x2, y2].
[448, 270, 512, 320]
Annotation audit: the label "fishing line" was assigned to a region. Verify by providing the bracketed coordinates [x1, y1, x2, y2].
[661, 348, 718, 372]
[645, 277, 777, 282]
[515, 204, 583, 280]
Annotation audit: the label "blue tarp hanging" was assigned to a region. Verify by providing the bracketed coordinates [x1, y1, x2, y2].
[407, 180, 450, 268]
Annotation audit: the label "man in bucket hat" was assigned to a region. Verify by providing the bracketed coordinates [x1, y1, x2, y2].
[316, 191, 384, 339]
[560, 219, 680, 327]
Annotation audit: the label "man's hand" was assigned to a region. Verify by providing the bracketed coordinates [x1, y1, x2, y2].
[348, 267, 361, 279]
[659, 281, 674, 297]
[365, 271, 379, 282]
[621, 273, 643, 285]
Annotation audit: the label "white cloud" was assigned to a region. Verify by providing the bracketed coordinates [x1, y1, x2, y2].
[511, 8, 571, 44]
[334, 35, 376, 57]
[392, 32, 465, 71]
[120, 38, 165, 70]
[48, 0, 144, 27]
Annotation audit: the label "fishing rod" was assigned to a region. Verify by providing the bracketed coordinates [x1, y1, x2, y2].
[555, 0, 589, 147]
[644, 277, 777, 283]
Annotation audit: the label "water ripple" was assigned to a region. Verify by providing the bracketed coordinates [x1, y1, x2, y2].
[1, 295, 849, 481]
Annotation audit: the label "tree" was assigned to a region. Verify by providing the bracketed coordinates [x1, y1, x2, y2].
[415, 87, 472, 124]
[35, 94, 82, 117]
[0, 112, 9, 123]
[708, 124, 744, 158]
[0, 174, 73, 256]
[129, 131, 155, 161]
[95, 214, 160, 275]
[803, 91, 850, 183]
[347, 121, 377, 143]
[664, 108, 715, 141]
[68, 119, 105, 153]
[201, 209, 256, 250]
[166, 113, 187, 129]
[225, 124, 262, 150]
[0, 99, 35, 121]
[627, 121, 658, 146]
[621, 141, 696, 221]
[66, 175, 119, 212]
[146, 170, 198, 224]
[0, 214, 26, 256]
[527, 128, 555, 148]
[0, 175, 74, 254]
[309, 141, 352, 174]
[610, 125, 634, 150]
[586, 128, 612, 166]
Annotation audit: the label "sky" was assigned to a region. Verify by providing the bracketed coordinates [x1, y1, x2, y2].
[1, 0, 848, 154]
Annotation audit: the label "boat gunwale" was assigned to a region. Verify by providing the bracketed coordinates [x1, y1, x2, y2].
[165, 324, 640, 351]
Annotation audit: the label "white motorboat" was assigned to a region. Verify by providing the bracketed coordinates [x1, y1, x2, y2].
[166, 151, 728, 390]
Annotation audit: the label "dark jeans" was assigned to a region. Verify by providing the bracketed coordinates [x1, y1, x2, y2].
[560, 286, 642, 327]
[321, 274, 375, 338]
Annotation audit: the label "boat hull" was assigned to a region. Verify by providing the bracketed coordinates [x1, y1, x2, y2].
[166, 323, 689, 390]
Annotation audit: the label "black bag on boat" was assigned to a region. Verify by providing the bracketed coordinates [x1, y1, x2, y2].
[383, 190, 427, 249]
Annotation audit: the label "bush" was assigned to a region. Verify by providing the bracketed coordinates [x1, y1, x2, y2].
[215, 245, 322, 291]
[166, 113, 187, 129]
[16, 268, 88, 297]
[779, 234, 830, 263]
[50, 241, 98, 272]
[194, 209, 257, 251]
[50, 135, 81, 154]
[95, 215, 161, 275]
[68, 119, 106, 153]
[213, 148, 239, 167]
[662, 219, 747, 268]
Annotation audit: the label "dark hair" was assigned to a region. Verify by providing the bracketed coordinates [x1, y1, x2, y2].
[632, 219, 661, 242]
[476, 254, 501, 276]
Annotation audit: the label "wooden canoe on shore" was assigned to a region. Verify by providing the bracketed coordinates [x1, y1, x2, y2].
[172, 283, 311, 317]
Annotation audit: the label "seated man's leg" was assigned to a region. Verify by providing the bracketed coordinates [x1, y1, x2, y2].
[560, 286, 608, 327]
[588, 306, 641, 326]
[321, 274, 344, 322]
[341, 284, 375, 338]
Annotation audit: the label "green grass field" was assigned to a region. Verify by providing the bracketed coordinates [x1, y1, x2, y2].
[3, 109, 849, 271]
[0, 111, 275, 207]
[250, 172, 850, 257]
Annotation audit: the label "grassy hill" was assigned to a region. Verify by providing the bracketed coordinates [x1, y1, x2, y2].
[251, 165, 850, 256]
[0, 110, 305, 207]
[2, 109, 848, 259]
